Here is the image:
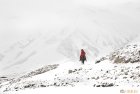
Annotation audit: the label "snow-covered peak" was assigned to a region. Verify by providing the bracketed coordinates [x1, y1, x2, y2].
[109, 43, 140, 63]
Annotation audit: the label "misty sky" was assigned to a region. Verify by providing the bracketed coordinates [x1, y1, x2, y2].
[0, 0, 140, 49]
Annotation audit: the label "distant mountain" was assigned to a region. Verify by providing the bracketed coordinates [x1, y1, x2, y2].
[0, 30, 137, 76]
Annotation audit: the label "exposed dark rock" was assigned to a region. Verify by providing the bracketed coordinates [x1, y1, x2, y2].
[123, 77, 127, 79]
[0, 77, 7, 78]
[121, 69, 124, 72]
[40, 85, 46, 87]
[136, 66, 140, 68]
[125, 72, 128, 75]
[96, 85, 101, 87]
[96, 77, 99, 80]
[95, 57, 107, 64]
[101, 83, 114, 87]
[91, 77, 95, 79]
[130, 76, 134, 78]
[114, 56, 125, 63]
[68, 70, 73, 74]
[53, 82, 57, 86]
[106, 71, 109, 73]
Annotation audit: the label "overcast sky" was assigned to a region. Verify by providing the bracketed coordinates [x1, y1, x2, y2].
[0, 0, 140, 49]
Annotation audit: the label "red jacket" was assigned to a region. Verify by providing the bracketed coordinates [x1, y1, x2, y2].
[80, 49, 86, 60]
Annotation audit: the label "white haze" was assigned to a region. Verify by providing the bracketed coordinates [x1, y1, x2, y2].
[0, 0, 140, 49]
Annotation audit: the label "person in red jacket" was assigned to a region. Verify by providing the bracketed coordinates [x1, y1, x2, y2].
[80, 49, 86, 64]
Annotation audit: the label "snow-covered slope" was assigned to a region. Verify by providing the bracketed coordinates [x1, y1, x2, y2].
[1, 60, 140, 94]
[108, 33, 140, 63]
[109, 43, 140, 63]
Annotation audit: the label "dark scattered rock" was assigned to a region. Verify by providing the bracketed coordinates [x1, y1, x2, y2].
[0, 77, 7, 78]
[66, 82, 68, 85]
[95, 83, 114, 87]
[130, 76, 134, 78]
[25, 84, 35, 88]
[24, 85, 30, 88]
[91, 77, 95, 79]
[3, 88, 9, 92]
[106, 71, 109, 73]
[136, 66, 140, 68]
[125, 58, 131, 63]
[125, 72, 128, 75]
[96, 85, 101, 87]
[54, 82, 57, 86]
[130, 59, 140, 63]
[121, 69, 124, 72]
[95, 57, 107, 64]
[68, 70, 73, 74]
[96, 77, 99, 80]
[95, 60, 101, 64]
[123, 77, 127, 79]
[40, 85, 46, 87]
[14, 87, 18, 89]
[102, 83, 114, 87]
[58, 79, 61, 81]
[79, 68, 82, 71]
[114, 56, 125, 63]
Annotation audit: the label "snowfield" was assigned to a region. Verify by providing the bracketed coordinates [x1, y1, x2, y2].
[1, 60, 140, 94]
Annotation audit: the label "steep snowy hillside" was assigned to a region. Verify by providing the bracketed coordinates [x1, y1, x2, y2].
[95, 35, 140, 64]
[109, 43, 140, 64]
[108, 33, 140, 63]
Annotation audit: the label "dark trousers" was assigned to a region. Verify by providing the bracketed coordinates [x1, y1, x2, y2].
[81, 59, 85, 64]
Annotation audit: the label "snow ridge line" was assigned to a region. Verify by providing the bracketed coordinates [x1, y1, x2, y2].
[0, 64, 59, 90]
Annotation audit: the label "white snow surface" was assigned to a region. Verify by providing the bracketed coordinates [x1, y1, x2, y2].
[1, 60, 140, 94]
